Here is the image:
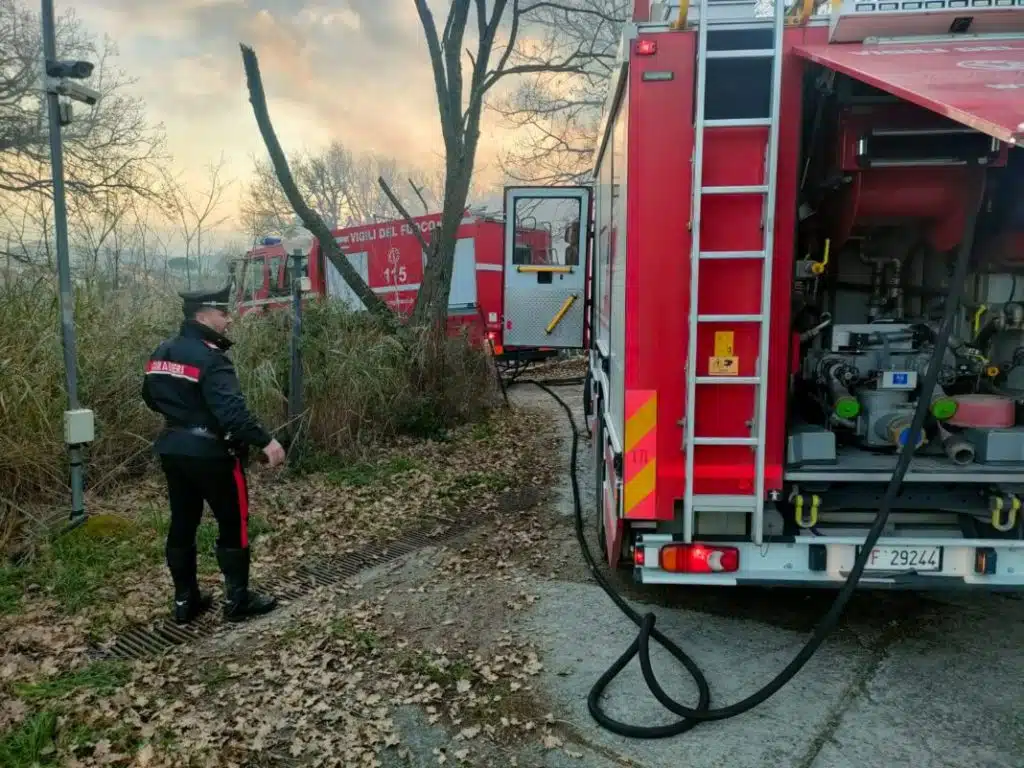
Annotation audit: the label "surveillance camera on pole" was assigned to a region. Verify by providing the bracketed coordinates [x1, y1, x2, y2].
[44, 59, 99, 108]
[48, 78, 100, 107]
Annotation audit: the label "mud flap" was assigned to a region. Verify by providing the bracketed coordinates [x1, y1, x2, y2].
[601, 435, 625, 569]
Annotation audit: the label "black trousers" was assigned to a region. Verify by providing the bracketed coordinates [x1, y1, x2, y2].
[160, 454, 251, 551]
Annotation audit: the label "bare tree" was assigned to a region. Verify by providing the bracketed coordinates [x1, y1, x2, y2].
[0, 0, 166, 202]
[239, 44, 391, 318]
[241, 155, 295, 238]
[489, 0, 628, 185]
[409, 0, 586, 325]
[0, 190, 52, 267]
[69, 186, 132, 285]
[241, 142, 441, 238]
[489, 0, 826, 185]
[162, 156, 232, 289]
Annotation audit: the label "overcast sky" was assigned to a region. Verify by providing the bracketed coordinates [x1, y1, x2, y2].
[73, 0, 516, 231]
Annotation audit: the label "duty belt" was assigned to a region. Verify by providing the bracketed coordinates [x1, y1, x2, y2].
[166, 425, 221, 441]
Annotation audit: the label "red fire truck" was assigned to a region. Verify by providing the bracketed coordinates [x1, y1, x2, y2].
[509, 0, 1024, 588]
[234, 211, 584, 366]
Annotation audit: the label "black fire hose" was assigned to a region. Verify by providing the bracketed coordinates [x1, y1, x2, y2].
[515, 210, 978, 738]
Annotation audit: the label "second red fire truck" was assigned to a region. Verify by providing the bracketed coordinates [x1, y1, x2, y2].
[234, 210, 584, 366]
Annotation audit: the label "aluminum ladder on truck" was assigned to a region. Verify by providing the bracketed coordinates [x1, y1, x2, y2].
[682, 0, 787, 546]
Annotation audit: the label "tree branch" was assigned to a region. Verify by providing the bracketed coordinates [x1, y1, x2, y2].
[413, 0, 456, 150]
[408, 178, 430, 215]
[378, 175, 432, 257]
[239, 43, 391, 318]
[520, 1, 623, 23]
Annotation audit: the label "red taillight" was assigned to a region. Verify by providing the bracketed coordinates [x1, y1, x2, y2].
[659, 544, 739, 574]
[636, 39, 657, 56]
[633, 546, 645, 566]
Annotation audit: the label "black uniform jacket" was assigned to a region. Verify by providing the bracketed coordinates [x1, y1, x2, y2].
[142, 320, 273, 458]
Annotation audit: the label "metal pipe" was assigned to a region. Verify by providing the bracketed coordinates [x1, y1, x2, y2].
[288, 248, 304, 462]
[939, 424, 975, 466]
[42, 0, 85, 523]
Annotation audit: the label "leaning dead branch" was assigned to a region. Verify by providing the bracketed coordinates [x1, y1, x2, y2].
[239, 43, 391, 317]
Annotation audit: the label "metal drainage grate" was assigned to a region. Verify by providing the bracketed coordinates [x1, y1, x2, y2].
[97, 521, 469, 660]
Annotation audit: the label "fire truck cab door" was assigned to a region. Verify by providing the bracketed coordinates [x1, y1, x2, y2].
[503, 186, 591, 349]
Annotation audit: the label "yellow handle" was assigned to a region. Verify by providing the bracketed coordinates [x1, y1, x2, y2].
[973, 305, 987, 336]
[811, 239, 830, 276]
[546, 294, 578, 335]
[794, 494, 820, 528]
[787, 0, 816, 25]
[992, 495, 1019, 533]
[517, 265, 573, 274]
[671, 0, 690, 29]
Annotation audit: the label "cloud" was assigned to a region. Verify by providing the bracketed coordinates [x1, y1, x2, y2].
[296, 5, 362, 32]
[73, 0, 516, 231]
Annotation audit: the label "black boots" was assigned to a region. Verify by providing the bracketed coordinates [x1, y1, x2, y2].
[216, 546, 277, 622]
[166, 546, 212, 625]
[168, 545, 276, 623]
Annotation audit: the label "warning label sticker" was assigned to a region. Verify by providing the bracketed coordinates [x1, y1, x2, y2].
[709, 356, 738, 376]
[714, 330, 734, 358]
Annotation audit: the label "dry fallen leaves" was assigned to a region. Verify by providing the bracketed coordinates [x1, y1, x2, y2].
[1, 400, 569, 767]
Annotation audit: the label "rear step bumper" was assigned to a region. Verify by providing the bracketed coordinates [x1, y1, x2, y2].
[635, 534, 1024, 589]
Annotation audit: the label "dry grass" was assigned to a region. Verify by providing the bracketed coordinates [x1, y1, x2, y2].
[0, 275, 499, 550]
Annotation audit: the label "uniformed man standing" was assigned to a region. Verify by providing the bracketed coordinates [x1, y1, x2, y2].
[142, 284, 286, 624]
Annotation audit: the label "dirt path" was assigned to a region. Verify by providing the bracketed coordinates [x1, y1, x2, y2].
[356, 382, 1024, 768]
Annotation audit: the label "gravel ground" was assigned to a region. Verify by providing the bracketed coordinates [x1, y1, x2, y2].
[493, 383, 1024, 768]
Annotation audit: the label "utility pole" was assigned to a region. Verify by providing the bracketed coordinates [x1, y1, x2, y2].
[41, 0, 98, 527]
[288, 247, 306, 463]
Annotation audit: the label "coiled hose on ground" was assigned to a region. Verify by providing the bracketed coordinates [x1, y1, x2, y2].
[512, 209, 977, 738]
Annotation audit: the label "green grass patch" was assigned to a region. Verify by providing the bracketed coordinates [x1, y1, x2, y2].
[0, 569, 25, 615]
[323, 456, 422, 488]
[445, 471, 512, 495]
[14, 661, 131, 703]
[1, 507, 272, 618]
[49, 520, 149, 614]
[0, 517, 152, 617]
[197, 662, 236, 689]
[0, 709, 170, 768]
[329, 616, 382, 653]
[0, 710, 58, 767]
[471, 419, 497, 442]
[396, 650, 473, 688]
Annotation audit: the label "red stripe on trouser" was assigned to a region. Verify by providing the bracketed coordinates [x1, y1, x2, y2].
[232, 459, 250, 548]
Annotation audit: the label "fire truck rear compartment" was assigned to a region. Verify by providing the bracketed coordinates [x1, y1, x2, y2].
[569, 5, 1024, 587]
[779, 58, 1024, 546]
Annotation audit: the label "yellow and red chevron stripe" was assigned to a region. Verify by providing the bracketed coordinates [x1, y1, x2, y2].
[623, 390, 657, 519]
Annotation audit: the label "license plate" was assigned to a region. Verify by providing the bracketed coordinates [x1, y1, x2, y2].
[860, 546, 942, 572]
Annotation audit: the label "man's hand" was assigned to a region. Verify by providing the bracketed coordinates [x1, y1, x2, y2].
[262, 439, 286, 468]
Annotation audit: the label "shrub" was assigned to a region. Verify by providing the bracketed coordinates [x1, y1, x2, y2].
[0, 276, 498, 550]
